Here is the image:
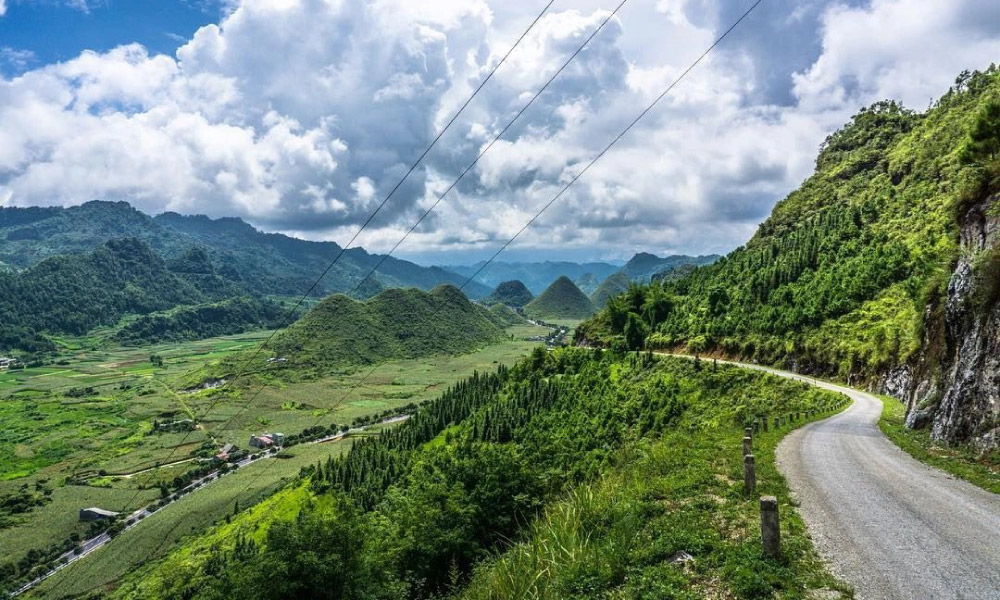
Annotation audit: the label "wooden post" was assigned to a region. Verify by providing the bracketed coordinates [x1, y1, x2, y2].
[742, 436, 752, 457]
[743, 454, 756, 495]
[760, 496, 780, 556]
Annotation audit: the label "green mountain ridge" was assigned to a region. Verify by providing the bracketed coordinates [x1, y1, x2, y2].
[0, 200, 491, 299]
[524, 276, 595, 320]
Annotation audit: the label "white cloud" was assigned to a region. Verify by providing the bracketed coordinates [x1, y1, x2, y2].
[793, 0, 1000, 110]
[0, 0, 7, 17]
[0, 0, 998, 262]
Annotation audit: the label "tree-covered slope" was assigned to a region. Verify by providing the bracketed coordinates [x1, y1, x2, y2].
[484, 280, 533, 308]
[110, 350, 844, 600]
[0, 238, 234, 351]
[579, 67, 1000, 386]
[590, 271, 630, 309]
[524, 276, 594, 320]
[266, 285, 506, 373]
[112, 296, 290, 346]
[445, 260, 621, 294]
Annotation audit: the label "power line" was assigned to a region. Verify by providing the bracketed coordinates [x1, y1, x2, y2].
[226, 0, 763, 514]
[211, 0, 629, 440]
[44, 2, 556, 595]
[51, 0, 764, 590]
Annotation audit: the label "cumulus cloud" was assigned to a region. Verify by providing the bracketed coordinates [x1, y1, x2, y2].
[0, 0, 997, 262]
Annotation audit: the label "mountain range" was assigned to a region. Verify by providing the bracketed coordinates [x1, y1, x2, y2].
[0, 200, 492, 300]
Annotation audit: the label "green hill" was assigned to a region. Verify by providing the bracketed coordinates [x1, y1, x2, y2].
[267, 285, 506, 373]
[524, 276, 594, 320]
[589, 271, 630, 309]
[484, 280, 533, 308]
[578, 66, 1000, 447]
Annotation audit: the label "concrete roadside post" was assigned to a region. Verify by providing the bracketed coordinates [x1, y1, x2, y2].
[760, 496, 780, 556]
[742, 436, 752, 457]
[762, 417, 768, 433]
[745, 426, 753, 440]
[744, 454, 756, 495]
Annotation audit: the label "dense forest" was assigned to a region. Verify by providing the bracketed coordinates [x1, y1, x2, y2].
[578, 67, 1000, 380]
[113, 296, 290, 346]
[0, 240, 241, 352]
[112, 350, 842, 600]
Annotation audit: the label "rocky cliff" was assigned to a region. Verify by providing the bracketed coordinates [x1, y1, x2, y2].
[883, 196, 999, 451]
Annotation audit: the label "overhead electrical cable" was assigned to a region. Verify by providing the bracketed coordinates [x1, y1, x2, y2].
[226, 0, 764, 512]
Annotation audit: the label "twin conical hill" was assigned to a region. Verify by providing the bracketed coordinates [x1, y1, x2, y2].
[484, 280, 533, 308]
[269, 285, 505, 372]
[524, 276, 595, 320]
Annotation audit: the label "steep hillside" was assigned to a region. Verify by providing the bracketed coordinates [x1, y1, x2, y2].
[484, 280, 533, 308]
[111, 351, 843, 600]
[619, 252, 719, 282]
[267, 285, 506, 372]
[446, 260, 620, 294]
[524, 276, 594, 320]
[0, 201, 490, 299]
[578, 66, 1000, 448]
[589, 271, 630, 309]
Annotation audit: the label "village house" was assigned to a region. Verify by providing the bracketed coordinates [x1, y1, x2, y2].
[79, 507, 119, 521]
[248, 432, 285, 449]
[0, 357, 17, 370]
[215, 443, 239, 462]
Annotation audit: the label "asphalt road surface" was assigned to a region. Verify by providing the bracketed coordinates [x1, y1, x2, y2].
[741, 364, 1000, 600]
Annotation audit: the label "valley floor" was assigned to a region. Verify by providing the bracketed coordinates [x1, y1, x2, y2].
[1, 323, 551, 597]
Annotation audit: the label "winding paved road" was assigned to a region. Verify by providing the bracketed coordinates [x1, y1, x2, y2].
[739, 363, 1000, 600]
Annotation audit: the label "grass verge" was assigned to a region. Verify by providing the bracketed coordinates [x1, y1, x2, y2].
[877, 396, 999, 494]
[459, 379, 854, 599]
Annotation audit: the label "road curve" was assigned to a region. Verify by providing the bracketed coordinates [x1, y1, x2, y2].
[736, 362, 1000, 600]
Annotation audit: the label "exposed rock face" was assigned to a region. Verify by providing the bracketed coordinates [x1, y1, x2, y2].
[888, 197, 1000, 450]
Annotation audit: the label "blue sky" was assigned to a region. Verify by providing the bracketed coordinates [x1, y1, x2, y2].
[0, 0, 998, 264]
[0, 1, 230, 75]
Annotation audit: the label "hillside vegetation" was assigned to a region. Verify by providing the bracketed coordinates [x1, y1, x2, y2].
[590, 271, 630, 309]
[524, 276, 595, 320]
[483, 280, 533, 308]
[111, 350, 845, 600]
[113, 297, 290, 346]
[0, 239, 240, 352]
[579, 67, 1000, 381]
